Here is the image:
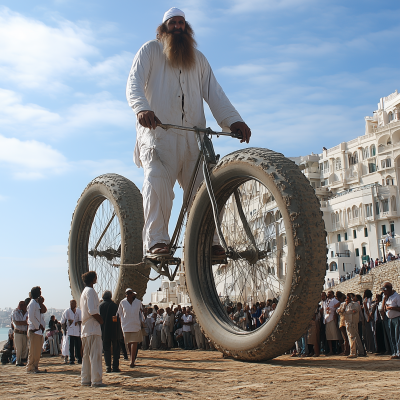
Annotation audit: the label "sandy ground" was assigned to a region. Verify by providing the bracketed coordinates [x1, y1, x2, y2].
[1, 348, 399, 400]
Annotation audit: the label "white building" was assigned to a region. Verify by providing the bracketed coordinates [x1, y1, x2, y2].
[299, 89, 400, 284]
[150, 263, 191, 307]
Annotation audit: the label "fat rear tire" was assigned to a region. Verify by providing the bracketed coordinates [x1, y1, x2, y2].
[185, 148, 326, 361]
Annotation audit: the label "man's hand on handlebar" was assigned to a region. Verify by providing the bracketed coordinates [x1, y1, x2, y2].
[230, 121, 251, 144]
[137, 110, 161, 130]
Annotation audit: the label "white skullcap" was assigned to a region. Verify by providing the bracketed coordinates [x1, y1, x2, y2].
[163, 7, 185, 23]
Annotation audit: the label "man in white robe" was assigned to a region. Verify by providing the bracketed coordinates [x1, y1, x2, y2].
[126, 7, 251, 254]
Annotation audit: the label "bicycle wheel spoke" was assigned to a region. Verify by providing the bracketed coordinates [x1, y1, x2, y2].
[87, 199, 121, 299]
[212, 179, 288, 331]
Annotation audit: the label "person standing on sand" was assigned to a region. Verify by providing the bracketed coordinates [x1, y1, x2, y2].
[117, 288, 143, 367]
[80, 271, 106, 387]
[26, 286, 47, 373]
[11, 300, 29, 366]
[66, 300, 82, 365]
[99, 290, 120, 373]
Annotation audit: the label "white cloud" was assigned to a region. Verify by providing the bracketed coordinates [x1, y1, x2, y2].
[0, 88, 135, 140]
[0, 7, 132, 91]
[0, 88, 61, 129]
[0, 132, 142, 182]
[0, 134, 69, 179]
[228, 0, 316, 14]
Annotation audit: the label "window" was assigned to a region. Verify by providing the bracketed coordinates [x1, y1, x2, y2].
[344, 232, 348, 241]
[364, 227, 368, 237]
[363, 147, 370, 159]
[391, 223, 395, 236]
[375, 201, 380, 215]
[382, 225, 387, 235]
[353, 229, 357, 239]
[389, 112, 394, 122]
[329, 261, 337, 271]
[355, 248, 360, 257]
[349, 152, 358, 166]
[331, 251, 334, 257]
[337, 234, 341, 242]
[323, 161, 329, 173]
[365, 203, 373, 217]
[371, 145, 376, 156]
[381, 158, 392, 169]
[369, 162, 377, 173]
[362, 246, 367, 256]
[382, 199, 389, 212]
[387, 177, 394, 185]
[335, 158, 341, 170]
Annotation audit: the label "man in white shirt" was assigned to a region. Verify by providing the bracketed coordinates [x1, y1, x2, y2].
[11, 301, 29, 366]
[382, 282, 400, 359]
[126, 7, 251, 255]
[117, 288, 143, 367]
[323, 290, 341, 355]
[80, 271, 105, 387]
[65, 299, 82, 365]
[26, 286, 47, 373]
[181, 308, 193, 350]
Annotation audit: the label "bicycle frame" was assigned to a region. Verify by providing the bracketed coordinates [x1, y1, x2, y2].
[116, 123, 257, 282]
[161, 124, 237, 256]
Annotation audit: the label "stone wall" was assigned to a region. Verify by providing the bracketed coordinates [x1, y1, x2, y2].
[329, 259, 400, 295]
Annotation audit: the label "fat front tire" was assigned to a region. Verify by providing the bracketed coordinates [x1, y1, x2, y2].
[68, 173, 148, 303]
[185, 148, 326, 361]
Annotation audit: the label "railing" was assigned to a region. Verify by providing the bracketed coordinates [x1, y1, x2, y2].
[327, 145, 340, 154]
[331, 182, 380, 199]
[347, 138, 358, 146]
[384, 90, 398, 102]
[378, 144, 393, 154]
[377, 120, 400, 134]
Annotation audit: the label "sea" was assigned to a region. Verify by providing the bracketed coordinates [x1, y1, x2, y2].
[0, 327, 11, 342]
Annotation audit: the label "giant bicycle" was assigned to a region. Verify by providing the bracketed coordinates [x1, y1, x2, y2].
[68, 124, 326, 361]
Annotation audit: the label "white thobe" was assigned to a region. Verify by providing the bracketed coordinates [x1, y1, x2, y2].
[126, 40, 243, 251]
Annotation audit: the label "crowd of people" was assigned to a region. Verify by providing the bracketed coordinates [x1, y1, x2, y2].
[3, 267, 400, 388]
[326, 253, 400, 287]
[291, 282, 400, 359]
[1, 270, 216, 387]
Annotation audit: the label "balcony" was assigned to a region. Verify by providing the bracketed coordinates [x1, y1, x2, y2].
[378, 144, 394, 154]
[336, 250, 351, 257]
[332, 223, 343, 232]
[316, 187, 331, 198]
[347, 216, 363, 227]
[377, 210, 397, 220]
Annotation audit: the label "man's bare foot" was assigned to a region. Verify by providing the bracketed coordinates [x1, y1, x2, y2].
[212, 245, 225, 256]
[148, 243, 169, 254]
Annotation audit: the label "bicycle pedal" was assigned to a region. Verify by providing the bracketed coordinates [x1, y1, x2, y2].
[145, 253, 173, 261]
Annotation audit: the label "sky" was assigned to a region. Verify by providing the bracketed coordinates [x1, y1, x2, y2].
[0, 0, 399, 309]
